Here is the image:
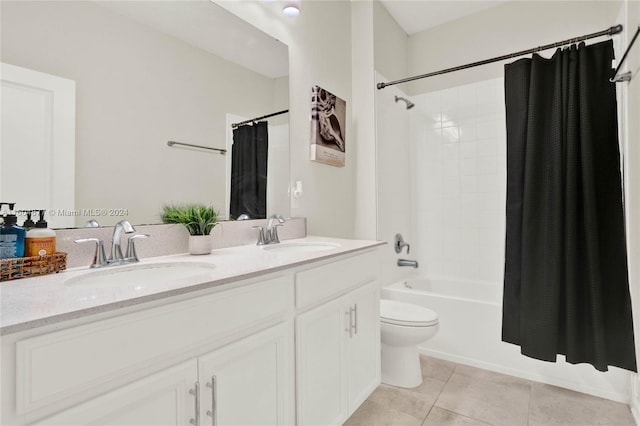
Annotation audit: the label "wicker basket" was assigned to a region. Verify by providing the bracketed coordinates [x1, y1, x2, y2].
[0, 252, 67, 282]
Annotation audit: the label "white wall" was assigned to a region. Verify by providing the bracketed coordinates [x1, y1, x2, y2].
[1, 1, 283, 226]
[352, 0, 378, 241]
[407, 1, 623, 95]
[216, 0, 355, 238]
[622, 0, 640, 419]
[374, 72, 415, 287]
[373, 1, 408, 83]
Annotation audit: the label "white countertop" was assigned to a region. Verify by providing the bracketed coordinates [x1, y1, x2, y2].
[0, 237, 384, 335]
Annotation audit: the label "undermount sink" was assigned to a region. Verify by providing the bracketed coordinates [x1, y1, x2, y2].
[261, 241, 341, 253]
[65, 262, 217, 289]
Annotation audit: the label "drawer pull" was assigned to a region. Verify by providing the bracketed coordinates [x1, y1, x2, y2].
[189, 382, 200, 426]
[206, 376, 217, 426]
[352, 304, 358, 335]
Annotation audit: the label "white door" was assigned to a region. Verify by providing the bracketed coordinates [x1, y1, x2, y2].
[198, 324, 294, 426]
[39, 360, 198, 426]
[346, 281, 381, 414]
[296, 299, 349, 426]
[1, 62, 75, 228]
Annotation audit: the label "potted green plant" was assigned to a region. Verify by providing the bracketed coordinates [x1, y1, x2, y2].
[161, 204, 218, 255]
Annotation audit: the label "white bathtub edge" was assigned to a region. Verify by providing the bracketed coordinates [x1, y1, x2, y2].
[419, 347, 632, 405]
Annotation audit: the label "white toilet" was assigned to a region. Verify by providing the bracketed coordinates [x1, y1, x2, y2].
[380, 299, 439, 388]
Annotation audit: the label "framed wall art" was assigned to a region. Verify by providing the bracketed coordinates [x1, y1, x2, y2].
[310, 85, 346, 167]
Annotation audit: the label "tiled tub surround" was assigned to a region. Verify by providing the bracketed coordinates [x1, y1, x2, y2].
[411, 78, 506, 284]
[56, 217, 307, 268]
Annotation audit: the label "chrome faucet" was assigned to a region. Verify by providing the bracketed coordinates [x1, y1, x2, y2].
[266, 214, 285, 244]
[397, 259, 419, 268]
[75, 220, 150, 268]
[253, 214, 286, 245]
[109, 220, 136, 261]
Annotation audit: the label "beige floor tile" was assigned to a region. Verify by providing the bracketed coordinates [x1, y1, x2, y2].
[422, 407, 492, 426]
[368, 379, 447, 420]
[344, 400, 424, 426]
[435, 370, 530, 426]
[453, 364, 531, 387]
[529, 382, 635, 426]
[420, 355, 457, 382]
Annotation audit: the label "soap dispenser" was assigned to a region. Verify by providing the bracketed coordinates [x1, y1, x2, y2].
[22, 210, 36, 229]
[0, 203, 26, 259]
[25, 210, 56, 257]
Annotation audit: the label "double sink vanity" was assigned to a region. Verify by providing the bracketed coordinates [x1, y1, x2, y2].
[0, 232, 385, 426]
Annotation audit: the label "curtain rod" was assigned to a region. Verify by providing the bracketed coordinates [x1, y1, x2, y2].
[231, 109, 289, 128]
[611, 25, 639, 83]
[167, 140, 226, 155]
[377, 25, 623, 90]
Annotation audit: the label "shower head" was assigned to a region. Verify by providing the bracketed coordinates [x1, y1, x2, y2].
[394, 95, 415, 110]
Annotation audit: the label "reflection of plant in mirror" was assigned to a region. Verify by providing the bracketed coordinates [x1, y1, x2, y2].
[161, 204, 218, 236]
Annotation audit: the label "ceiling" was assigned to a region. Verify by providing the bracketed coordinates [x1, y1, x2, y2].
[379, 0, 509, 35]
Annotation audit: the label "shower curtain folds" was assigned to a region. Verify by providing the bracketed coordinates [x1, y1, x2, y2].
[230, 122, 268, 220]
[502, 39, 636, 372]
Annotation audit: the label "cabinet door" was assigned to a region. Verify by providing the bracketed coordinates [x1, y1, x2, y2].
[296, 298, 349, 426]
[346, 281, 381, 414]
[39, 360, 198, 426]
[198, 323, 293, 426]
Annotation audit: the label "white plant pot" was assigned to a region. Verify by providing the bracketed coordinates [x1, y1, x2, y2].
[188, 235, 211, 255]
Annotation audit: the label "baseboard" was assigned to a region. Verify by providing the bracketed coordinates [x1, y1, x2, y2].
[419, 347, 631, 405]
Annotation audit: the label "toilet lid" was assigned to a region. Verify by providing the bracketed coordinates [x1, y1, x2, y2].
[380, 299, 438, 327]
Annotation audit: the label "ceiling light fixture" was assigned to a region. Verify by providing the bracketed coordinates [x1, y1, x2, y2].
[282, 0, 300, 16]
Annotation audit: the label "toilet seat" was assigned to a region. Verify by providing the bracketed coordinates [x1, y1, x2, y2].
[380, 299, 438, 327]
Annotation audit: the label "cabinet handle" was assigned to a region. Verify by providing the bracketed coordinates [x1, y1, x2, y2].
[352, 304, 358, 335]
[206, 375, 217, 426]
[189, 382, 200, 426]
[345, 310, 353, 338]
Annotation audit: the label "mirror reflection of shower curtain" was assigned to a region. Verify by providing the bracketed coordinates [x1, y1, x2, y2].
[230, 121, 268, 219]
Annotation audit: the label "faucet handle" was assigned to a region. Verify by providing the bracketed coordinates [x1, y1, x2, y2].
[394, 233, 410, 254]
[126, 234, 150, 261]
[268, 223, 283, 244]
[75, 238, 107, 268]
[252, 226, 266, 246]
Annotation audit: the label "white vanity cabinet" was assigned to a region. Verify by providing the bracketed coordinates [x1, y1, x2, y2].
[1, 275, 294, 426]
[197, 323, 293, 426]
[295, 251, 381, 426]
[41, 323, 293, 426]
[1, 242, 383, 426]
[37, 360, 199, 426]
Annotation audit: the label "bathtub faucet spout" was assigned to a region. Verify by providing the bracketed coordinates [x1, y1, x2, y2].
[397, 259, 418, 268]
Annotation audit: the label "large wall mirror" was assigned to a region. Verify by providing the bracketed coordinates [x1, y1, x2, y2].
[0, 0, 289, 228]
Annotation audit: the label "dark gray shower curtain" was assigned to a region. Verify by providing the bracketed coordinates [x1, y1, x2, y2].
[230, 121, 268, 219]
[502, 40, 636, 372]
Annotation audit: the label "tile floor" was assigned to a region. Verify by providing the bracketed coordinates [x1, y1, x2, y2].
[345, 356, 635, 426]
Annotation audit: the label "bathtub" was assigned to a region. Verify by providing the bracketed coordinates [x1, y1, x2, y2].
[382, 278, 633, 403]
